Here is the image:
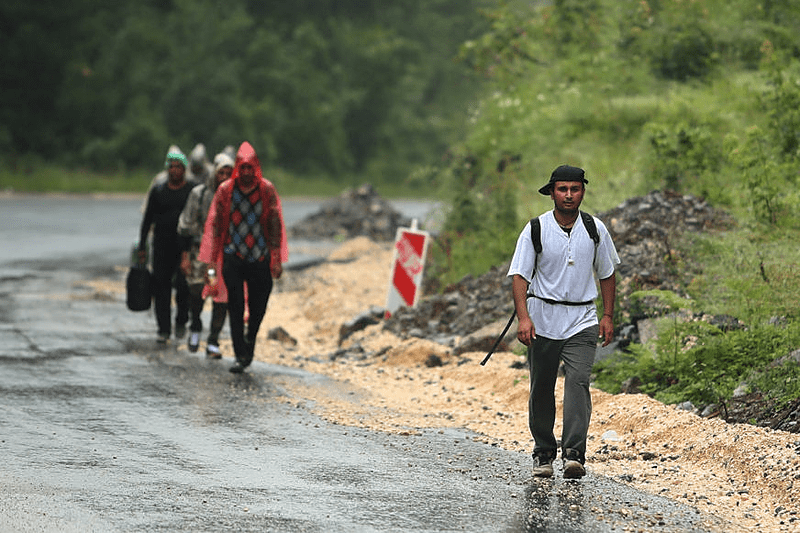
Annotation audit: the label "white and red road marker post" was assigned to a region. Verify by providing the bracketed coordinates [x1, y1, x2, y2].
[385, 220, 430, 317]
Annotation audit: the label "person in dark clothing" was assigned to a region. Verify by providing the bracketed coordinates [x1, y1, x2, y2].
[138, 149, 195, 344]
[199, 141, 288, 373]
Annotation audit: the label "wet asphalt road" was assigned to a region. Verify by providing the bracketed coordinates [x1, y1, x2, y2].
[0, 195, 728, 532]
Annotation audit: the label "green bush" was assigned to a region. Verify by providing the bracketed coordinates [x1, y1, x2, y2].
[648, 20, 716, 81]
[750, 359, 800, 409]
[645, 120, 724, 193]
[762, 57, 800, 160]
[682, 228, 800, 322]
[618, 0, 718, 81]
[594, 318, 800, 408]
[725, 58, 800, 226]
[726, 126, 800, 225]
[426, 151, 521, 289]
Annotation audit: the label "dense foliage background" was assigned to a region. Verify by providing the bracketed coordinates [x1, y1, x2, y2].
[430, 0, 800, 286]
[0, 0, 489, 187]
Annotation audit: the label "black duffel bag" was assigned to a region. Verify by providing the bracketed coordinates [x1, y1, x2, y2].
[126, 264, 152, 311]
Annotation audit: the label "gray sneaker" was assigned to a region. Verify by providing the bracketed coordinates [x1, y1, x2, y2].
[188, 332, 200, 352]
[532, 455, 554, 478]
[563, 451, 586, 479]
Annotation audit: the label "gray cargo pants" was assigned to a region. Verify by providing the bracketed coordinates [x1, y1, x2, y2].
[528, 325, 598, 463]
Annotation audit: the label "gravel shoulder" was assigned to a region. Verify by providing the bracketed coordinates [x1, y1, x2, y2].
[96, 236, 800, 532]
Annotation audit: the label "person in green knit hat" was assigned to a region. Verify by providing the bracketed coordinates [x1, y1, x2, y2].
[138, 148, 195, 343]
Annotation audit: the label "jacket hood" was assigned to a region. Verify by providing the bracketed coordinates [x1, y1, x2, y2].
[190, 143, 208, 166]
[209, 153, 234, 190]
[231, 141, 263, 186]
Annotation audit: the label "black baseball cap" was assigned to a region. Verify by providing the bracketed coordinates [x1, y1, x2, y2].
[538, 165, 588, 195]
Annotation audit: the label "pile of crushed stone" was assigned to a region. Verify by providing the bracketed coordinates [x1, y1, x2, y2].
[288, 183, 411, 242]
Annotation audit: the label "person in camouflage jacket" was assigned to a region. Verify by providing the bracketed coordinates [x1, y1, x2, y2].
[178, 153, 234, 355]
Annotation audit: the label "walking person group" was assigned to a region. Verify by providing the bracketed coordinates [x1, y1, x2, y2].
[138, 141, 287, 373]
[137, 153, 620, 479]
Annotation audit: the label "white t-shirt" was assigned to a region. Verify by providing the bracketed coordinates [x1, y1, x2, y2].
[507, 210, 620, 340]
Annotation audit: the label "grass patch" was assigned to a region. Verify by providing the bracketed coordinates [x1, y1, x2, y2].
[681, 227, 800, 323]
[0, 163, 443, 200]
[0, 165, 153, 195]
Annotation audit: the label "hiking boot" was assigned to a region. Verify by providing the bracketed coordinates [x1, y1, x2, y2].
[563, 450, 586, 479]
[229, 361, 246, 374]
[206, 344, 222, 359]
[188, 332, 200, 352]
[532, 455, 554, 478]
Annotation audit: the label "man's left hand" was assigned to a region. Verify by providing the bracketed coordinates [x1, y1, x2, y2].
[599, 315, 614, 347]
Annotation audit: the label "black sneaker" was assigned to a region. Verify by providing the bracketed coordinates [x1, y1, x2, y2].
[229, 361, 246, 374]
[563, 450, 586, 479]
[175, 324, 187, 339]
[532, 454, 554, 478]
[156, 332, 170, 344]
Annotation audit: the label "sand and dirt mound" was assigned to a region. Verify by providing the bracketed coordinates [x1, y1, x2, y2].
[242, 233, 800, 532]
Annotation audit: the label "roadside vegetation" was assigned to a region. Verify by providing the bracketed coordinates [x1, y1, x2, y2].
[425, 0, 800, 422]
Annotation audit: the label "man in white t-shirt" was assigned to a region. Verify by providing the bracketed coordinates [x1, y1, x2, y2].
[507, 164, 620, 479]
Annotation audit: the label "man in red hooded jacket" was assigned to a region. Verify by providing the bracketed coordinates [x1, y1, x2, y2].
[199, 142, 288, 373]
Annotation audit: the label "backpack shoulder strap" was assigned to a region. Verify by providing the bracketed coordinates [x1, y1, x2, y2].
[530, 216, 542, 254]
[581, 211, 601, 269]
[197, 183, 210, 203]
[529, 216, 541, 279]
[580, 211, 600, 244]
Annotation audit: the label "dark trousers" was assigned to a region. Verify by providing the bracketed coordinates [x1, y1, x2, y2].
[151, 244, 189, 336]
[188, 283, 204, 332]
[528, 325, 598, 463]
[222, 254, 273, 366]
[207, 302, 228, 346]
[188, 284, 228, 341]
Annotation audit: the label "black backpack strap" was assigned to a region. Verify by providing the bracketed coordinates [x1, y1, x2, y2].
[530, 217, 542, 253]
[198, 184, 210, 206]
[580, 211, 600, 244]
[529, 216, 541, 277]
[580, 211, 600, 268]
